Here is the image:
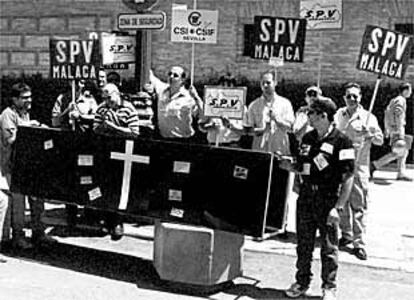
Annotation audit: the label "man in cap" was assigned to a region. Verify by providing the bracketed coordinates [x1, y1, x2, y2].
[371, 82, 413, 181]
[334, 82, 383, 260]
[281, 98, 355, 300]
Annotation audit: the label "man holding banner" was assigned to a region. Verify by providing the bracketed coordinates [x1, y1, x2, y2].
[246, 71, 294, 155]
[334, 82, 383, 260]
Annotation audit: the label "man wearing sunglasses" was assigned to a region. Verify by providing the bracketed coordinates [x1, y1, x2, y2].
[0, 83, 56, 249]
[281, 98, 355, 300]
[149, 66, 203, 141]
[372, 82, 413, 181]
[334, 82, 383, 261]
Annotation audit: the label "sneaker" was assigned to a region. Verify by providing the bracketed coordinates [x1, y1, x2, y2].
[12, 238, 33, 250]
[285, 282, 309, 298]
[0, 254, 7, 263]
[339, 237, 352, 248]
[396, 175, 413, 181]
[354, 247, 367, 260]
[322, 288, 337, 300]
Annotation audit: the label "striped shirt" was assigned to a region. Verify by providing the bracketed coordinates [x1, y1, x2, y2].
[93, 101, 140, 136]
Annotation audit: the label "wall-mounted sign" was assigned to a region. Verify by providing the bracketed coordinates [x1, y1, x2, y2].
[203, 86, 246, 119]
[171, 9, 219, 44]
[251, 16, 307, 62]
[118, 12, 166, 30]
[101, 33, 136, 65]
[300, 0, 343, 30]
[356, 25, 413, 79]
[50, 38, 100, 80]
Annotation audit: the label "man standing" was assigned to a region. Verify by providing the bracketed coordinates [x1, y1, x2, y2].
[371, 82, 413, 181]
[245, 71, 294, 155]
[334, 82, 383, 260]
[149, 66, 202, 141]
[0, 83, 56, 249]
[282, 98, 355, 300]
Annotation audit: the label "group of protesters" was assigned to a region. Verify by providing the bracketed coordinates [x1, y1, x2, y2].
[0, 65, 412, 300]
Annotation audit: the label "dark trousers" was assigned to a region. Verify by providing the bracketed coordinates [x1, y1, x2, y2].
[295, 186, 339, 289]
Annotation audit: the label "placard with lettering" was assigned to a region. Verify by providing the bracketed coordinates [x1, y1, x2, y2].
[203, 86, 246, 119]
[50, 39, 100, 80]
[356, 25, 413, 79]
[251, 16, 307, 62]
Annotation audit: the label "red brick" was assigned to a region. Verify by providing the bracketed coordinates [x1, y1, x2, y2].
[24, 35, 49, 49]
[68, 16, 97, 32]
[40, 17, 66, 32]
[11, 52, 36, 66]
[11, 17, 37, 32]
[0, 18, 9, 31]
[38, 52, 50, 67]
[0, 51, 9, 66]
[0, 35, 22, 48]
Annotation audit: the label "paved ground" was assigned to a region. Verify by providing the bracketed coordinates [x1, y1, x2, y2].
[0, 167, 413, 299]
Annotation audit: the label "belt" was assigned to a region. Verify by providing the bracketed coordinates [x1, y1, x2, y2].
[303, 182, 338, 193]
[209, 141, 239, 147]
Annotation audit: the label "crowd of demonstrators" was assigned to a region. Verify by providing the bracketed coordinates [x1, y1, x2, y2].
[334, 83, 384, 261]
[280, 98, 355, 300]
[0, 83, 56, 251]
[371, 82, 413, 181]
[245, 71, 295, 156]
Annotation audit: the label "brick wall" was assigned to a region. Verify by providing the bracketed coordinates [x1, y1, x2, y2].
[0, 0, 413, 86]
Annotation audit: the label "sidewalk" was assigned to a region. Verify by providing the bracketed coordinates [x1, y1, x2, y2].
[113, 167, 414, 273]
[41, 168, 414, 273]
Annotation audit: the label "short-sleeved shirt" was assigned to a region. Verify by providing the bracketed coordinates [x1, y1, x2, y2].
[0, 106, 30, 176]
[246, 94, 294, 155]
[335, 106, 383, 174]
[93, 101, 140, 136]
[299, 128, 355, 188]
[151, 76, 198, 139]
[384, 95, 407, 136]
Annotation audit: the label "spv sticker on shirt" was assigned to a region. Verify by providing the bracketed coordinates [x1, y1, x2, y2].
[313, 153, 329, 171]
[339, 148, 355, 160]
[170, 207, 184, 218]
[233, 166, 248, 180]
[173, 161, 191, 174]
[301, 163, 311, 175]
[168, 189, 182, 201]
[44, 139, 54, 150]
[320, 142, 333, 154]
[80, 176, 93, 185]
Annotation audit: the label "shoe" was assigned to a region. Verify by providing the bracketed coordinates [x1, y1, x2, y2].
[369, 162, 376, 179]
[11, 238, 33, 250]
[32, 233, 58, 246]
[396, 175, 413, 181]
[339, 237, 352, 248]
[110, 224, 124, 241]
[354, 247, 367, 260]
[285, 282, 309, 298]
[0, 254, 7, 263]
[322, 288, 337, 300]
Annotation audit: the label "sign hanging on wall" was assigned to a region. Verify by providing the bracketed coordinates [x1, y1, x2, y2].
[118, 12, 166, 30]
[300, 0, 343, 30]
[50, 38, 100, 80]
[203, 86, 246, 119]
[356, 25, 413, 79]
[171, 9, 219, 44]
[251, 16, 307, 62]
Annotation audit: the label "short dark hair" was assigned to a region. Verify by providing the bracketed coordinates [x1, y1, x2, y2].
[261, 70, 275, 81]
[107, 71, 121, 86]
[398, 82, 411, 94]
[11, 82, 31, 98]
[344, 82, 361, 92]
[310, 97, 337, 122]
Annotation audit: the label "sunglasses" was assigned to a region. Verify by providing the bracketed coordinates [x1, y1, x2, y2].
[168, 72, 181, 78]
[306, 90, 318, 97]
[20, 95, 32, 100]
[345, 94, 359, 100]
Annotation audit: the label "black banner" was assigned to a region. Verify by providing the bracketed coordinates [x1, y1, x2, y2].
[251, 16, 307, 62]
[11, 127, 289, 237]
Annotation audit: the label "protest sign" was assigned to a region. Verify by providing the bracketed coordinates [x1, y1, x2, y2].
[101, 33, 136, 65]
[171, 9, 218, 44]
[203, 86, 246, 120]
[118, 12, 166, 30]
[356, 25, 413, 80]
[50, 38, 100, 80]
[300, 0, 343, 30]
[251, 16, 307, 62]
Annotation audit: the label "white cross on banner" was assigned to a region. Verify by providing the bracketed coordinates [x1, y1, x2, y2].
[110, 140, 150, 210]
